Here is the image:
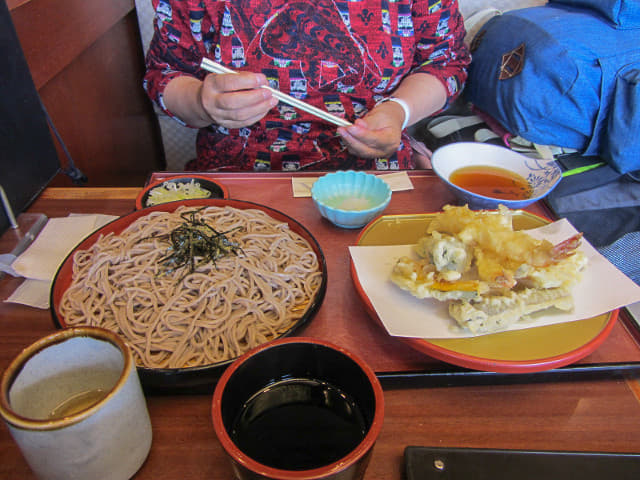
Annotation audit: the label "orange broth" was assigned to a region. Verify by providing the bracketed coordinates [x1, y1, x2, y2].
[449, 165, 532, 200]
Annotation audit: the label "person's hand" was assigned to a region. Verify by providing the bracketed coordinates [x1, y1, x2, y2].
[337, 100, 406, 158]
[198, 72, 279, 128]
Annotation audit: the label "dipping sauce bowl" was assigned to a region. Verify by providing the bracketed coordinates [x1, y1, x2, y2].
[431, 142, 562, 210]
[211, 337, 384, 480]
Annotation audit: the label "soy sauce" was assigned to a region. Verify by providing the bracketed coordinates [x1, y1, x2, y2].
[450, 165, 532, 200]
[231, 378, 367, 470]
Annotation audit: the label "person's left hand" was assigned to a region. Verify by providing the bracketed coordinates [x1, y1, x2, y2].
[337, 100, 406, 158]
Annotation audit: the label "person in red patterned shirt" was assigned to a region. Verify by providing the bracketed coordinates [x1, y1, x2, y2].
[144, 0, 470, 171]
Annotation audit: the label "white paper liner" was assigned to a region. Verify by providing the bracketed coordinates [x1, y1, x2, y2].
[349, 218, 640, 338]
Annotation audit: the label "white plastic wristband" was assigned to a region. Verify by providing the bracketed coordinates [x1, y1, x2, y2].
[376, 96, 411, 130]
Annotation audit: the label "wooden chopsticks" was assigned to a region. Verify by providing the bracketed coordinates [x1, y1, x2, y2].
[199, 58, 353, 127]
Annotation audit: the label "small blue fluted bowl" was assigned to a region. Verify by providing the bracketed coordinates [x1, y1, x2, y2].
[311, 171, 392, 229]
[431, 142, 562, 210]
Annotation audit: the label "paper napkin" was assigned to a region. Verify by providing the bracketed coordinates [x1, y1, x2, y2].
[5, 214, 118, 308]
[292, 171, 414, 197]
[7, 279, 52, 310]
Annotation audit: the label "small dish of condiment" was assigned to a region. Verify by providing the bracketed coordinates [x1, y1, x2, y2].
[311, 171, 392, 229]
[135, 175, 228, 209]
[431, 142, 562, 209]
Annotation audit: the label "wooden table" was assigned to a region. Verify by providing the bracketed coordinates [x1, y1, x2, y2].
[2, 171, 640, 479]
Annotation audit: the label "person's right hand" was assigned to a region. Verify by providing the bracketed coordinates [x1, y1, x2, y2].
[199, 72, 279, 129]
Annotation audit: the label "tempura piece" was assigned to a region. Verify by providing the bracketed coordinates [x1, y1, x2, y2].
[449, 287, 574, 334]
[391, 255, 488, 302]
[514, 249, 588, 289]
[428, 205, 578, 273]
[390, 204, 588, 334]
[414, 231, 472, 275]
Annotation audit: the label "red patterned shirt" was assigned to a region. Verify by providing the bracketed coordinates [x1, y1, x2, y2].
[144, 0, 470, 171]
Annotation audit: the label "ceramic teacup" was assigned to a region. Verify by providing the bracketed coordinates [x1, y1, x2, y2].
[0, 327, 152, 480]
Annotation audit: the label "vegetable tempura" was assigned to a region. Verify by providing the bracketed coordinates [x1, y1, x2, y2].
[391, 205, 588, 334]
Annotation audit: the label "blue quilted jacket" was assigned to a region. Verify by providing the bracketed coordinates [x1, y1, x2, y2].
[466, 2, 640, 174]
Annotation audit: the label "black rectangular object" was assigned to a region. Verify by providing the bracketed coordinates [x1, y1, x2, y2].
[0, 0, 59, 234]
[405, 446, 640, 480]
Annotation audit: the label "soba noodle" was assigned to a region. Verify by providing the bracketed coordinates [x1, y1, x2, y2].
[59, 206, 323, 369]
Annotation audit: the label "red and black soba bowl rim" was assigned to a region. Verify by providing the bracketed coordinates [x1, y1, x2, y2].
[50, 199, 327, 393]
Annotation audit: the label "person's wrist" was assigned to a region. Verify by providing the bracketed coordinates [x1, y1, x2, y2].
[375, 97, 410, 130]
[195, 84, 217, 126]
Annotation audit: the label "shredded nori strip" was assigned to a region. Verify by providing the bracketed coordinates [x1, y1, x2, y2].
[139, 208, 243, 281]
